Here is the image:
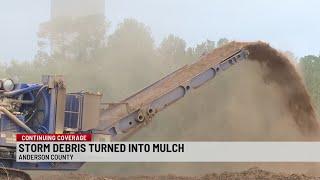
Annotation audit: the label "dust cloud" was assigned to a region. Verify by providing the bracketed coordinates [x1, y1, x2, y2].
[131, 42, 319, 141]
[82, 42, 320, 176]
[245, 42, 320, 136]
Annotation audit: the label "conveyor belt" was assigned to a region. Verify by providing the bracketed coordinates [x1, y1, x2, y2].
[97, 42, 249, 140]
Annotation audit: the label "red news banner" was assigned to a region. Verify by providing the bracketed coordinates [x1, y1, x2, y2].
[16, 134, 92, 142]
[16, 134, 92, 162]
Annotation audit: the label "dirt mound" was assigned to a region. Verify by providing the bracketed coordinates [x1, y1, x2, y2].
[33, 168, 320, 180]
[202, 167, 320, 180]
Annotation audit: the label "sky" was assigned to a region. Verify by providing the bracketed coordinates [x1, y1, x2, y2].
[0, 0, 319, 62]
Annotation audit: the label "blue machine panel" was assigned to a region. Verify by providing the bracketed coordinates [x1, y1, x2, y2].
[0, 83, 51, 134]
[64, 94, 83, 130]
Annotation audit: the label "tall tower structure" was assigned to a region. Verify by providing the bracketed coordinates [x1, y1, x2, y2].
[51, 0, 105, 19]
[48, 0, 106, 59]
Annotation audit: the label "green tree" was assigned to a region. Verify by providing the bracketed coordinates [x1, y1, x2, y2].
[300, 55, 320, 112]
[193, 39, 215, 57]
[98, 19, 159, 100]
[107, 19, 154, 60]
[217, 38, 229, 47]
[158, 34, 186, 58]
[38, 15, 108, 62]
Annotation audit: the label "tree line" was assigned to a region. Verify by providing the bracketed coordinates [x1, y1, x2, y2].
[0, 15, 319, 113]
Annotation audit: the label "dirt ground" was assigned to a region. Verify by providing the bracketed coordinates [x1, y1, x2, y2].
[32, 167, 320, 180]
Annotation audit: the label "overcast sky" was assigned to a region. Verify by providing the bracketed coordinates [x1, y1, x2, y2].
[0, 0, 319, 62]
